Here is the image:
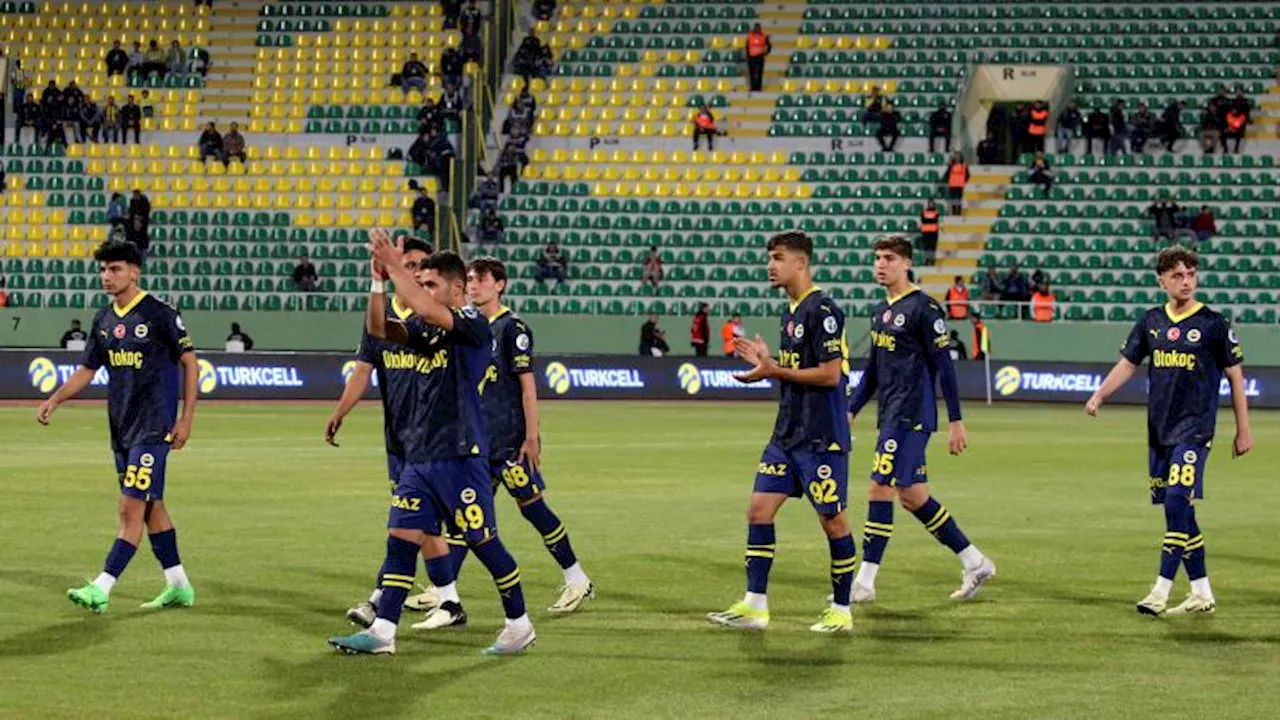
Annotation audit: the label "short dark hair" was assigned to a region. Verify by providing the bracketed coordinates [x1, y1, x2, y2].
[468, 256, 508, 289]
[424, 250, 467, 282]
[954, 275, 963, 283]
[766, 230, 812, 257]
[402, 237, 432, 256]
[93, 240, 142, 266]
[873, 234, 913, 260]
[1156, 245, 1199, 274]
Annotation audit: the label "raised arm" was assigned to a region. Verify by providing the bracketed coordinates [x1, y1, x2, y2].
[370, 229, 457, 331]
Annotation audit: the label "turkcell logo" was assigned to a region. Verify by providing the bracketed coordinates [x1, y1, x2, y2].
[341, 360, 378, 388]
[544, 361, 643, 395]
[994, 365, 1101, 396]
[676, 363, 773, 395]
[27, 356, 108, 394]
[1218, 377, 1261, 398]
[198, 360, 304, 394]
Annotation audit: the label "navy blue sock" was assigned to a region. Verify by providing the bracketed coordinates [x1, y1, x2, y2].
[520, 498, 578, 570]
[148, 529, 181, 569]
[447, 533, 470, 575]
[103, 538, 138, 579]
[425, 553, 456, 589]
[829, 534, 857, 606]
[1183, 507, 1206, 581]
[911, 497, 972, 554]
[862, 500, 894, 564]
[1161, 494, 1191, 581]
[472, 537, 527, 619]
[745, 523, 776, 594]
[376, 536, 420, 625]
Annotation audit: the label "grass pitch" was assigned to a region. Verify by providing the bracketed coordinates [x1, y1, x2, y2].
[1, 400, 1279, 720]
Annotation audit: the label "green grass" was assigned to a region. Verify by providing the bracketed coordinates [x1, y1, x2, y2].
[2, 401, 1279, 720]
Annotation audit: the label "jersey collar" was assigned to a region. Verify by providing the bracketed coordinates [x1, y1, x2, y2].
[1164, 301, 1203, 324]
[886, 286, 920, 306]
[789, 285, 821, 312]
[488, 305, 511, 324]
[112, 289, 148, 317]
[390, 296, 414, 320]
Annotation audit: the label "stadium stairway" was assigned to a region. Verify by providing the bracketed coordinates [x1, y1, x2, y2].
[919, 168, 1013, 293]
[196, 0, 268, 127]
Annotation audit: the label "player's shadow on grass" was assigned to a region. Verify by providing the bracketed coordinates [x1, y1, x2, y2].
[196, 579, 364, 637]
[0, 615, 143, 658]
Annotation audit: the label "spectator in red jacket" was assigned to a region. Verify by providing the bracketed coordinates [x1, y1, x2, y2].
[690, 303, 710, 357]
[1192, 206, 1216, 242]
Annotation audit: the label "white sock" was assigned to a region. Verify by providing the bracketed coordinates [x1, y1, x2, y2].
[563, 562, 589, 586]
[1190, 577, 1213, 599]
[436, 582, 460, 604]
[163, 564, 190, 589]
[1152, 576, 1173, 599]
[505, 613, 532, 631]
[93, 572, 117, 595]
[368, 588, 383, 606]
[743, 592, 768, 611]
[830, 603, 851, 614]
[369, 618, 397, 641]
[958, 545, 984, 571]
[855, 562, 880, 587]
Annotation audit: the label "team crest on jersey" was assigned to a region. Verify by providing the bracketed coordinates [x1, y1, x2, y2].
[884, 438, 899, 453]
[516, 333, 530, 351]
[139, 453, 155, 468]
[134, 324, 149, 339]
[882, 310, 892, 323]
[933, 318, 947, 335]
[113, 323, 127, 339]
[1183, 450, 1198, 464]
[822, 316, 838, 335]
[893, 314, 906, 328]
[176, 315, 186, 331]
[1167, 327, 1181, 342]
[1186, 329, 1201, 343]
[816, 464, 832, 480]
[460, 488, 477, 504]
[794, 323, 804, 339]
[1228, 329, 1239, 344]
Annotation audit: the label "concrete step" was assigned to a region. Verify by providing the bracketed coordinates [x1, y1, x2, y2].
[205, 78, 255, 90]
[965, 189, 1006, 201]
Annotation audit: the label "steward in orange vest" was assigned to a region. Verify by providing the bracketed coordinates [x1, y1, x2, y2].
[1031, 286, 1055, 323]
[693, 104, 719, 151]
[745, 23, 771, 92]
[1028, 101, 1048, 152]
[919, 198, 941, 264]
[971, 314, 990, 360]
[945, 276, 970, 320]
[945, 153, 968, 215]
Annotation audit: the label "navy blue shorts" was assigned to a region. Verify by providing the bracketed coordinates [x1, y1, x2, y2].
[869, 427, 929, 488]
[391, 457, 498, 544]
[753, 442, 849, 515]
[1149, 443, 1210, 504]
[490, 456, 546, 502]
[387, 453, 405, 494]
[114, 444, 170, 502]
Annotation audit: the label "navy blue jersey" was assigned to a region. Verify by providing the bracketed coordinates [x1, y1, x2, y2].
[1120, 303, 1242, 447]
[396, 306, 492, 463]
[81, 292, 193, 453]
[356, 296, 418, 458]
[479, 307, 534, 460]
[862, 288, 954, 432]
[770, 287, 850, 453]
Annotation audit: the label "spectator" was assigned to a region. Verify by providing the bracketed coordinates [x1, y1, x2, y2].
[140, 89, 155, 119]
[121, 94, 142, 144]
[477, 208, 504, 244]
[125, 215, 150, 262]
[407, 129, 431, 167]
[459, 0, 483, 38]
[503, 87, 535, 135]
[293, 253, 318, 291]
[1172, 207, 1198, 245]
[1055, 101, 1082, 154]
[1198, 102, 1221, 154]
[1223, 105, 1247, 154]
[1028, 152, 1052, 197]
[0, 277, 9, 308]
[198, 121, 223, 162]
[979, 266, 1003, 302]
[1011, 102, 1029, 155]
[918, 198, 940, 265]
[417, 96, 443, 134]
[690, 303, 710, 357]
[1108, 99, 1127, 155]
[17, 97, 42, 145]
[411, 186, 436, 233]
[744, 23, 771, 92]
[62, 95, 82, 143]
[692, 104, 719, 151]
[860, 85, 883, 123]
[947, 330, 968, 361]
[720, 314, 745, 357]
[944, 275, 969, 320]
[142, 40, 167, 78]
[469, 175, 500, 214]
[189, 45, 211, 77]
[639, 314, 670, 357]
[439, 45, 464, 87]
[642, 245, 663, 287]
[1192, 206, 1216, 242]
[222, 121, 246, 164]
[1085, 106, 1109, 155]
[105, 41, 129, 76]
[1161, 100, 1184, 153]
[439, 78, 470, 122]
[45, 108, 68, 149]
[928, 102, 952, 154]
[1232, 89, 1252, 118]
[1027, 100, 1049, 153]
[60, 319, 88, 348]
[427, 130, 456, 191]
[226, 322, 254, 351]
[513, 33, 552, 82]
[79, 97, 103, 143]
[532, 0, 555, 22]
[944, 151, 968, 216]
[876, 102, 900, 152]
[1147, 196, 1179, 241]
[1130, 102, 1154, 153]
[107, 193, 127, 228]
[167, 40, 186, 77]
[1002, 263, 1031, 316]
[102, 95, 121, 143]
[1030, 282, 1055, 323]
[63, 80, 84, 107]
[40, 79, 61, 116]
[127, 41, 144, 76]
[400, 51, 428, 93]
[536, 242, 567, 286]
[441, 0, 462, 29]
[9, 59, 29, 112]
[129, 188, 152, 229]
